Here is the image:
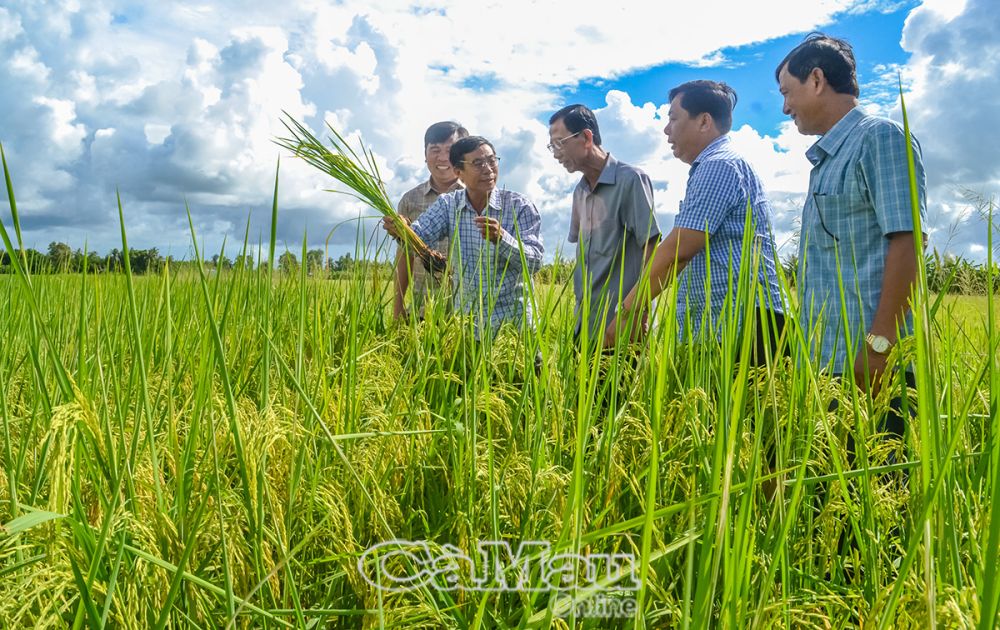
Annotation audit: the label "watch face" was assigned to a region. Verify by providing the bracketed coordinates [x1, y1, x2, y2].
[871, 336, 890, 354]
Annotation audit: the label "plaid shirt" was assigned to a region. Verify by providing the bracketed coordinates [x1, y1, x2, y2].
[410, 188, 544, 333]
[397, 178, 464, 276]
[673, 135, 784, 339]
[798, 107, 927, 372]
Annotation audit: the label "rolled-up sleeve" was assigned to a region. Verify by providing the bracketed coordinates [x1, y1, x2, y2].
[623, 172, 660, 246]
[410, 196, 451, 246]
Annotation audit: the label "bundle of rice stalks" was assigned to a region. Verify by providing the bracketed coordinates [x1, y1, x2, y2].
[275, 114, 447, 272]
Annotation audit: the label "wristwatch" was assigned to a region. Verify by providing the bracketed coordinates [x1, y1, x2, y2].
[865, 333, 892, 355]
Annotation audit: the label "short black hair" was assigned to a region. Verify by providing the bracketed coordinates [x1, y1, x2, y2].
[549, 104, 602, 147]
[775, 32, 859, 97]
[449, 136, 496, 168]
[668, 80, 738, 134]
[424, 121, 469, 149]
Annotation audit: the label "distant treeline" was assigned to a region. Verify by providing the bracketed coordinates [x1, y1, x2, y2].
[1, 242, 997, 294]
[0, 242, 377, 277]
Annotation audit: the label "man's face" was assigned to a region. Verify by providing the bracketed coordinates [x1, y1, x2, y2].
[778, 64, 821, 135]
[425, 132, 460, 183]
[455, 143, 499, 198]
[663, 96, 703, 165]
[548, 118, 586, 173]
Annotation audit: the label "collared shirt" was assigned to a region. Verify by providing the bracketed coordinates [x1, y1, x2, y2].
[397, 178, 463, 286]
[410, 187, 544, 333]
[798, 107, 927, 372]
[673, 134, 784, 339]
[568, 154, 660, 338]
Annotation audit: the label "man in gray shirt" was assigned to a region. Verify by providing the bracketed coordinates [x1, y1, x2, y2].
[548, 104, 661, 346]
[393, 121, 468, 320]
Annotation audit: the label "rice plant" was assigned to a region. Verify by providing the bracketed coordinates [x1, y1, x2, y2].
[0, 102, 998, 630]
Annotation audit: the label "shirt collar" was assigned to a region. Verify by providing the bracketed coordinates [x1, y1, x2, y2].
[807, 106, 866, 165]
[692, 134, 730, 166]
[577, 153, 619, 193]
[686, 134, 730, 177]
[423, 177, 463, 197]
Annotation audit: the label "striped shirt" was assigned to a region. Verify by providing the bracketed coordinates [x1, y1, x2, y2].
[798, 107, 927, 372]
[410, 188, 544, 333]
[673, 135, 784, 339]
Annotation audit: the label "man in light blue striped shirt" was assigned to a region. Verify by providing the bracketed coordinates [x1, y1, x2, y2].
[383, 135, 544, 335]
[612, 80, 784, 361]
[777, 33, 926, 399]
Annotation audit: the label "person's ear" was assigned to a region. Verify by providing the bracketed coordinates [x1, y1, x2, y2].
[810, 67, 826, 91]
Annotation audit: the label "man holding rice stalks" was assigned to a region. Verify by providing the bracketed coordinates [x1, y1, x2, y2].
[277, 119, 542, 337]
[776, 33, 926, 409]
[547, 104, 661, 348]
[609, 80, 785, 362]
[393, 121, 468, 321]
[382, 135, 544, 335]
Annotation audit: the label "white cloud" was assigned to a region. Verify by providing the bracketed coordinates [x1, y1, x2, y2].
[9, 45, 49, 80]
[0, 0, 992, 264]
[359, 0, 862, 85]
[0, 7, 23, 43]
[897, 0, 999, 260]
[33, 97, 87, 156]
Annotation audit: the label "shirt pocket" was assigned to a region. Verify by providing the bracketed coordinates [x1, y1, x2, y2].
[584, 215, 626, 257]
[809, 192, 867, 250]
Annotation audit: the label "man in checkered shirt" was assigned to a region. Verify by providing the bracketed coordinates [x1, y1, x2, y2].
[383, 135, 544, 336]
[610, 80, 785, 363]
[777, 33, 926, 408]
[392, 121, 468, 321]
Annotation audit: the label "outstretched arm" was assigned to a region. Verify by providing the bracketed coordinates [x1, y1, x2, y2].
[604, 226, 707, 347]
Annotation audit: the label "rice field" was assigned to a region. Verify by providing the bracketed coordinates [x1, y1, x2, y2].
[1, 150, 999, 628]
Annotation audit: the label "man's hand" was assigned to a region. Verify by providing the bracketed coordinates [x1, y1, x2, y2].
[603, 317, 618, 348]
[382, 216, 410, 240]
[603, 303, 647, 349]
[473, 216, 504, 243]
[853, 344, 890, 397]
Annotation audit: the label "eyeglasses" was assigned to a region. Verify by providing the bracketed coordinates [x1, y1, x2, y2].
[460, 156, 500, 171]
[546, 130, 581, 153]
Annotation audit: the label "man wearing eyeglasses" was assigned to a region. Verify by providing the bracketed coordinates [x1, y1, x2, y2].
[393, 121, 469, 321]
[382, 135, 544, 334]
[548, 104, 661, 347]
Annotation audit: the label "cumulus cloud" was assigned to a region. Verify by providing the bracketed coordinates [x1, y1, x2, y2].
[897, 0, 999, 259]
[0, 0, 993, 265]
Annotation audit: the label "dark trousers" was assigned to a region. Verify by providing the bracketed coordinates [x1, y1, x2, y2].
[747, 309, 787, 366]
[836, 369, 916, 465]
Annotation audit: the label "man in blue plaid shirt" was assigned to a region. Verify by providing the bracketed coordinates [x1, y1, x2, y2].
[383, 135, 544, 335]
[777, 33, 926, 405]
[611, 80, 785, 362]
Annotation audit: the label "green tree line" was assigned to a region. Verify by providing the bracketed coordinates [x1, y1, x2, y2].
[2, 242, 997, 294]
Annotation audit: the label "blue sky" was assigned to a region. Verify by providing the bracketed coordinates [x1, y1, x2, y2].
[0, 0, 995, 263]
[564, 3, 918, 137]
